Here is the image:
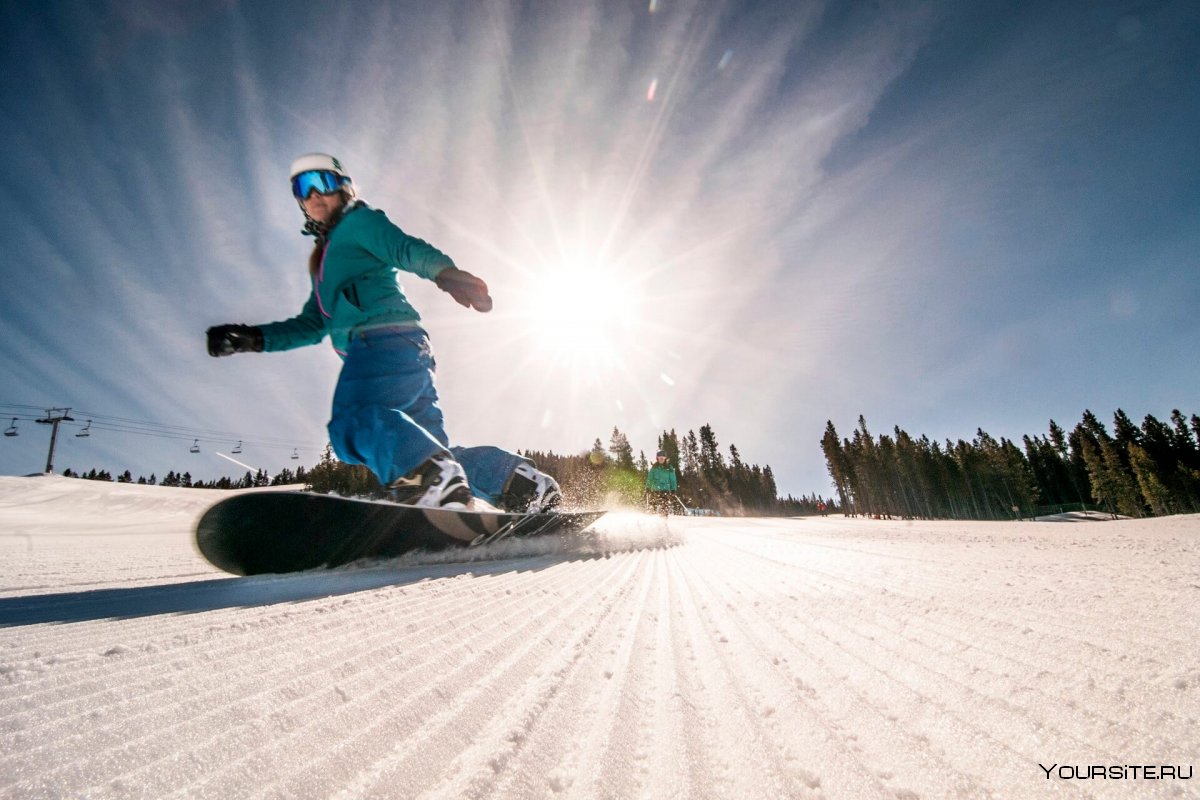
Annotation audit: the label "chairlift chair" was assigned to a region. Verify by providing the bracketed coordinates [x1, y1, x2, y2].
[190, 439, 201, 454]
[291, 448, 299, 460]
[3, 418, 16, 437]
[232, 440, 243, 454]
[76, 420, 92, 438]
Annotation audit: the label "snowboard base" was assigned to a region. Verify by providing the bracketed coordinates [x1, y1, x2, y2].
[196, 491, 606, 575]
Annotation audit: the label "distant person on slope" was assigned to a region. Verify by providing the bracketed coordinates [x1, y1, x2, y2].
[206, 153, 560, 512]
[645, 450, 678, 516]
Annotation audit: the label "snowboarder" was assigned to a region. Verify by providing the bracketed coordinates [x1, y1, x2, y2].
[206, 153, 561, 512]
[645, 450, 678, 515]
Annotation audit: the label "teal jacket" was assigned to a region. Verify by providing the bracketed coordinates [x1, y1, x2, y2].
[258, 203, 454, 357]
[646, 463, 678, 492]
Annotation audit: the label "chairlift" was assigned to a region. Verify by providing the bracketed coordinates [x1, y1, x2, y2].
[3, 418, 16, 437]
[291, 448, 299, 460]
[190, 439, 201, 454]
[76, 420, 92, 438]
[232, 440, 243, 454]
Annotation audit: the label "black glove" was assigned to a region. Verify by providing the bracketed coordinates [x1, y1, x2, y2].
[207, 324, 264, 357]
[434, 267, 493, 312]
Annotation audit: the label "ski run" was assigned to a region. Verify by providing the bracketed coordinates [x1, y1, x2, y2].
[0, 475, 1197, 799]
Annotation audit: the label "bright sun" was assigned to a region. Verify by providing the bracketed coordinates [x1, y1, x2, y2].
[518, 261, 645, 369]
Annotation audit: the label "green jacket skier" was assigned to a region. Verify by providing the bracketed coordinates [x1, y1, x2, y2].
[646, 453, 678, 492]
[645, 450, 678, 515]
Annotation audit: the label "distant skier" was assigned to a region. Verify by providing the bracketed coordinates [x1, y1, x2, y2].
[206, 153, 560, 512]
[645, 450, 678, 516]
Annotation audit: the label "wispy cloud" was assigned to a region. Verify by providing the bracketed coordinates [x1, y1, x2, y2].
[2, 0, 1196, 492]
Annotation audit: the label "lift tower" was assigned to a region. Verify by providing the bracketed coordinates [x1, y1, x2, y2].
[36, 408, 75, 474]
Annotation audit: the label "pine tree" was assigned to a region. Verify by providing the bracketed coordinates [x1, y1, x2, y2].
[934, 440, 967, 518]
[698, 424, 726, 504]
[589, 438, 608, 467]
[1169, 410, 1200, 470]
[657, 429, 682, 471]
[306, 444, 382, 497]
[821, 421, 853, 514]
[925, 439, 957, 518]
[1065, 426, 1097, 506]
[761, 465, 779, 511]
[1078, 423, 1144, 517]
[698, 425, 724, 473]
[1023, 434, 1075, 507]
[307, 445, 338, 493]
[1172, 464, 1200, 513]
[893, 427, 932, 519]
[682, 430, 701, 499]
[859, 416, 888, 516]
[608, 427, 635, 470]
[875, 434, 902, 517]
[1129, 444, 1172, 516]
[1112, 409, 1143, 453]
[727, 444, 747, 511]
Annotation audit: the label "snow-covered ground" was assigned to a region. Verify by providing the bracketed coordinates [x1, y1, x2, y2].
[1, 476, 1196, 799]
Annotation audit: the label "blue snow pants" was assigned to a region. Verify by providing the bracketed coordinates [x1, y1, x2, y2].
[326, 326, 530, 504]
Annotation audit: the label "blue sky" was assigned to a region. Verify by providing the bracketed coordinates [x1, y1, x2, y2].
[1, 0, 1197, 497]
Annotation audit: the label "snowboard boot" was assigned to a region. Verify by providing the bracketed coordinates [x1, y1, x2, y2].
[388, 453, 473, 509]
[498, 464, 563, 513]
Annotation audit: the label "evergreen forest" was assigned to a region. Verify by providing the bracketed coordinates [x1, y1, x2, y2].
[821, 408, 1200, 520]
[520, 424, 823, 515]
[300, 423, 825, 516]
[55, 406, 1200, 521]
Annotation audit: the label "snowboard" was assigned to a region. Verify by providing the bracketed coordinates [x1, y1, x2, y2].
[196, 491, 606, 576]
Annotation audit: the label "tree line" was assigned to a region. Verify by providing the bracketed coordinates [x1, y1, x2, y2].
[301, 424, 829, 516]
[520, 424, 830, 516]
[61, 466, 308, 489]
[821, 408, 1200, 520]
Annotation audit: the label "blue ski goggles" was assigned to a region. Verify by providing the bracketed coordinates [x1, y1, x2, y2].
[291, 169, 349, 199]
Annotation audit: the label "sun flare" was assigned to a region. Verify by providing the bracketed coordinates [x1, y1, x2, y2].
[517, 262, 645, 366]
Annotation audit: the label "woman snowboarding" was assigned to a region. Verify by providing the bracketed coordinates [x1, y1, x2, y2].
[207, 153, 560, 512]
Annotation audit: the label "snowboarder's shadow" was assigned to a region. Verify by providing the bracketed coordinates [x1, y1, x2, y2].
[0, 553, 585, 627]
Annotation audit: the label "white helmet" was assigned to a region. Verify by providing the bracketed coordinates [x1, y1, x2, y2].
[288, 152, 356, 200]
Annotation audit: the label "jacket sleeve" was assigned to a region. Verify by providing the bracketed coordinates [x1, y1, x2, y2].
[670, 470, 678, 491]
[258, 292, 328, 351]
[359, 210, 456, 281]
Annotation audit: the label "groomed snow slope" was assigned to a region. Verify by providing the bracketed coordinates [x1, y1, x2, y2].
[0, 476, 1197, 799]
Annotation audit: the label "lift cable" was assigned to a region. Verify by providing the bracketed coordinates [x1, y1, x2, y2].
[0, 403, 326, 453]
